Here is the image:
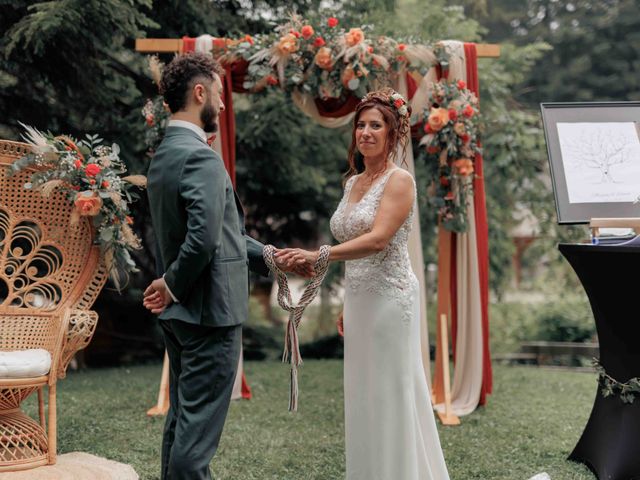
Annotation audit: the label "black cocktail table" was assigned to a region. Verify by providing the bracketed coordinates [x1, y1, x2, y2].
[560, 243, 640, 480]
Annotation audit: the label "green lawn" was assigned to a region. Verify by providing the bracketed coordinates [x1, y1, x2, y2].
[25, 362, 598, 480]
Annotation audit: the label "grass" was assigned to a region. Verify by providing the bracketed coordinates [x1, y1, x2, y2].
[23, 362, 598, 480]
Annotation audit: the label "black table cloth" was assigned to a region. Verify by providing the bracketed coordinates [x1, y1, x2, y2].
[560, 243, 640, 480]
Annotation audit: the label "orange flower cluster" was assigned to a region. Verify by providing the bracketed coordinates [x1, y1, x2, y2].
[345, 28, 364, 47]
[74, 191, 103, 216]
[278, 33, 299, 54]
[315, 47, 333, 70]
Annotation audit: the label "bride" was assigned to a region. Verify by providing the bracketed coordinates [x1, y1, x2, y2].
[277, 88, 449, 480]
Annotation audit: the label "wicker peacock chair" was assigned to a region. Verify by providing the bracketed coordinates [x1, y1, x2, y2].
[0, 140, 109, 471]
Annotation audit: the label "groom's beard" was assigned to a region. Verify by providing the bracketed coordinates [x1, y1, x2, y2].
[201, 102, 218, 133]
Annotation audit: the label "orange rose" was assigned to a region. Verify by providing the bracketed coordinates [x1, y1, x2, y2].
[345, 28, 364, 46]
[427, 107, 450, 132]
[74, 191, 103, 216]
[314, 47, 333, 70]
[398, 43, 406, 51]
[341, 65, 356, 87]
[301, 25, 314, 39]
[277, 33, 298, 54]
[453, 158, 474, 176]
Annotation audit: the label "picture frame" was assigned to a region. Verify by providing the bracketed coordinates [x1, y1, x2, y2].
[540, 102, 640, 224]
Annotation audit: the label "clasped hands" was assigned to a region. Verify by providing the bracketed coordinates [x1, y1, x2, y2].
[142, 247, 320, 315]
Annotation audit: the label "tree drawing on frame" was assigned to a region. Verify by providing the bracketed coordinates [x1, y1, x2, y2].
[563, 128, 635, 184]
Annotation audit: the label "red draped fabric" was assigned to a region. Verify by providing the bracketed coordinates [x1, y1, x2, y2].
[314, 95, 360, 117]
[181, 36, 196, 53]
[218, 65, 237, 185]
[464, 42, 492, 405]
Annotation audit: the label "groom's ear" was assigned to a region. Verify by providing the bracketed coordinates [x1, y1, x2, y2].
[192, 83, 207, 106]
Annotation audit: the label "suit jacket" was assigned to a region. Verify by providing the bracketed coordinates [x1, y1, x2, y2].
[147, 126, 269, 327]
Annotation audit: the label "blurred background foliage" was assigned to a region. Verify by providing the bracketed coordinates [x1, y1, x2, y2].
[2, 0, 637, 363]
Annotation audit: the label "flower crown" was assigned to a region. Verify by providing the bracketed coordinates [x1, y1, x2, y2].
[389, 92, 409, 117]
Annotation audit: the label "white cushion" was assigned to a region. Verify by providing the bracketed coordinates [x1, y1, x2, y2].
[0, 349, 52, 378]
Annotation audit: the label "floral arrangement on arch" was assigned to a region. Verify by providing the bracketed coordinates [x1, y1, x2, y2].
[213, 15, 440, 100]
[141, 95, 170, 154]
[419, 79, 481, 233]
[11, 124, 146, 290]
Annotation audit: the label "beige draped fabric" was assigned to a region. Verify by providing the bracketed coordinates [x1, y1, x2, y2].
[395, 73, 432, 389]
[432, 40, 484, 416]
[291, 90, 355, 128]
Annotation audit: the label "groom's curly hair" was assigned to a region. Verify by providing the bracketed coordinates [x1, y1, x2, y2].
[159, 52, 224, 113]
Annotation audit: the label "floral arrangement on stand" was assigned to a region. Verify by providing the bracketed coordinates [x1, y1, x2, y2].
[11, 124, 146, 290]
[212, 15, 441, 100]
[418, 79, 481, 233]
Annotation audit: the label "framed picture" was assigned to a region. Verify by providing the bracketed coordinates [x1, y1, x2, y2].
[540, 102, 640, 224]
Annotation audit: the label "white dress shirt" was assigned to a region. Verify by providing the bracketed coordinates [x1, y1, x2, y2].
[167, 119, 208, 143]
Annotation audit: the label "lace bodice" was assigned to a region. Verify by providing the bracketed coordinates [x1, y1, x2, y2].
[330, 168, 418, 314]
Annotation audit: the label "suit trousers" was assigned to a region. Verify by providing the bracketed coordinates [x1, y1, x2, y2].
[159, 319, 242, 480]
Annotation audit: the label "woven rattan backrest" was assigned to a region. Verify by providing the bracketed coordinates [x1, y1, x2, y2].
[0, 312, 59, 352]
[0, 140, 108, 314]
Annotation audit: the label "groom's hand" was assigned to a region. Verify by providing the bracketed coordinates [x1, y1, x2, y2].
[275, 248, 319, 272]
[143, 277, 173, 314]
[274, 249, 315, 278]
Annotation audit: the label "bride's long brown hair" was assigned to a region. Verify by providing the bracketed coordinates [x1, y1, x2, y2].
[344, 88, 411, 182]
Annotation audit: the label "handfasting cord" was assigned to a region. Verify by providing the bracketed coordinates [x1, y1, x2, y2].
[263, 244, 332, 411]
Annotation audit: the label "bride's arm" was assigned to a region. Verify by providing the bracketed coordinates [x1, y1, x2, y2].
[276, 171, 415, 265]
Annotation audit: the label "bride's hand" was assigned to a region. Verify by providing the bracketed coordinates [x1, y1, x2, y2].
[275, 248, 319, 269]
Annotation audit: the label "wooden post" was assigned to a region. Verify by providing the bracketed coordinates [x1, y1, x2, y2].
[432, 225, 452, 405]
[147, 351, 170, 416]
[135, 39, 500, 57]
[436, 313, 460, 426]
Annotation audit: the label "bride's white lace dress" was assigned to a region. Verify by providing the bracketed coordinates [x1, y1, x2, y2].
[330, 168, 449, 480]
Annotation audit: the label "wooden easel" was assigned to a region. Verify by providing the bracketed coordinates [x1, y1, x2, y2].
[589, 217, 640, 240]
[135, 38, 500, 420]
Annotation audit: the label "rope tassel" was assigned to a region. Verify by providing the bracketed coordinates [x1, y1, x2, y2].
[263, 244, 332, 411]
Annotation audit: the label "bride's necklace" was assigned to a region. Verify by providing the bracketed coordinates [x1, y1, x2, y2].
[357, 163, 389, 196]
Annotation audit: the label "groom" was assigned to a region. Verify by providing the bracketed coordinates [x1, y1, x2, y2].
[143, 52, 307, 480]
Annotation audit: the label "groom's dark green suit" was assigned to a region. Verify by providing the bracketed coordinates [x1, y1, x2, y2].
[147, 125, 269, 480]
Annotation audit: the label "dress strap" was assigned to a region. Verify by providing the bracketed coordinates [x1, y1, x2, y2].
[344, 174, 358, 199]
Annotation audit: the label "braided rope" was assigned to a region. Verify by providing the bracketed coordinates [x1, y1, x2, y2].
[263, 244, 332, 411]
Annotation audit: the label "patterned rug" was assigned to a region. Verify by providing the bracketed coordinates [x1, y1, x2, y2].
[0, 452, 138, 479]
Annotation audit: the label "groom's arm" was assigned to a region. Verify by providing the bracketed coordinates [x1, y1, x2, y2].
[163, 149, 225, 302]
[245, 235, 271, 277]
